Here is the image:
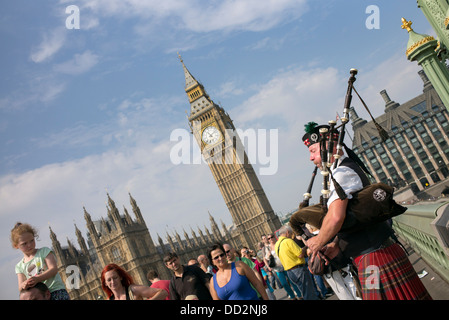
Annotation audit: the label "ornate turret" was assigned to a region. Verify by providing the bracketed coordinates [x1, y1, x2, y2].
[190, 226, 201, 247]
[106, 193, 123, 230]
[75, 224, 89, 256]
[129, 193, 145, 225]
[402, 18, 449, 110]
[157, 234, 166, 254]
[84, 207, 99, 244]
[166, 232, 176, 252]
[209, 211, 223, 242]
[178, 53, 215, 120]
[183, 228, 193, 248]
[174, 230, 185, 251]
[49, 226, 65, 265]
[402, 18, 438, 59]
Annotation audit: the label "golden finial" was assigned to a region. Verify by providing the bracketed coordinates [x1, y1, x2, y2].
[401, 18, 413, 32]
[177, 51, 183, 63]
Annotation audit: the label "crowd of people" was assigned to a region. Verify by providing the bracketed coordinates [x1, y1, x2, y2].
[10, 216, 345, 301]
[10, 219, 334, 301]
[154, 235, 334, 301]
[11, 217, 431, 301]
[11, 122, 433, 301]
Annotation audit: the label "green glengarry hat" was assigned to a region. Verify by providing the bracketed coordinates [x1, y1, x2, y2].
[302, 122, 338, 147]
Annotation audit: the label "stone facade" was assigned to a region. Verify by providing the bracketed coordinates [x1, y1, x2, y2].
[50, 193, 238, 300]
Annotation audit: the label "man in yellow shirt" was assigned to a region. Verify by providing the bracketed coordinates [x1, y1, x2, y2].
[275, 225, 318, 300]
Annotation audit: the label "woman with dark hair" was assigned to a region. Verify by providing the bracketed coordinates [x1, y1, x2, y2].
[207, 243, 268, 300]
[101, 264, 167, 300]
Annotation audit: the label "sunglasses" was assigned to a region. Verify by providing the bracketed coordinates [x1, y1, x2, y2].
[267, 236, 274, 239]
[212, 253, 226, 260]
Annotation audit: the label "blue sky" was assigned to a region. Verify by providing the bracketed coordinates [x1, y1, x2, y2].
[0, 0, 434, 299]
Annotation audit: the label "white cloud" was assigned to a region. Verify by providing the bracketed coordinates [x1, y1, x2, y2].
[245, 37, 286, 51]
[231, 66, 342, 128]
[30, 28, 66, 63]
[53, 51, 100, 75]
[76, 0, 308, 33]
[216, 81, 245, 98]
[0, 77, 66, 111]
[182, 0, 308, 32]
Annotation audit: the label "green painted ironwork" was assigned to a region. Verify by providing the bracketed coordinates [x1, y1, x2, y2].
[392, 201, 449, 283]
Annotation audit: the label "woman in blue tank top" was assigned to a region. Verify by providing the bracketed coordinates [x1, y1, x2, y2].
[207, 243, 268, 300]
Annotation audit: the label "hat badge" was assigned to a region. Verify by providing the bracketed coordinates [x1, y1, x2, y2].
[372, 188, 387, 202]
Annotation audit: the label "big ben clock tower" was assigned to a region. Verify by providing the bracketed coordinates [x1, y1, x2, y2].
[179, 54, 281, 250]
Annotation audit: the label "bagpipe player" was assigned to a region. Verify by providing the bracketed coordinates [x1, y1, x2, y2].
[296, 121, 431, 300]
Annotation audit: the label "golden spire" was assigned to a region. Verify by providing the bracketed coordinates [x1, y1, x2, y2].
[401, 18, 413, 32]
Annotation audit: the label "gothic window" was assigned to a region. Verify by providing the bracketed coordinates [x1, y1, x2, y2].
[132, 240, 140, 257]
[111, 246, 122, 262]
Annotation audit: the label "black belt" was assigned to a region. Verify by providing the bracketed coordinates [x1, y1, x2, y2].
[379, 237, 396, 249]
[288, 264, 305, 270]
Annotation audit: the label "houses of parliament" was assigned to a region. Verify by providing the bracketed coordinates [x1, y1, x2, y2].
[50, 192, 240, 300]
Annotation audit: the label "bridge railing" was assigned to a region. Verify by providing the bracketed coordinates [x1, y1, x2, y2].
[392, 200, 449, 283]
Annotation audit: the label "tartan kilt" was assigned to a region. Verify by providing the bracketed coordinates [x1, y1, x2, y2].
[353, 243, 432, 300]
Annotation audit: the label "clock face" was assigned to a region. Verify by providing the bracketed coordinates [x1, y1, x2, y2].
[202, 126, 220, 145]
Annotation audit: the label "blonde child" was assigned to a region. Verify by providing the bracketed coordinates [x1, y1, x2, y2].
[11, 222, 70, 300]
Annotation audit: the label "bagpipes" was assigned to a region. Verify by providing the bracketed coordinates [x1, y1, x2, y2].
[290, 69, 407, 239]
